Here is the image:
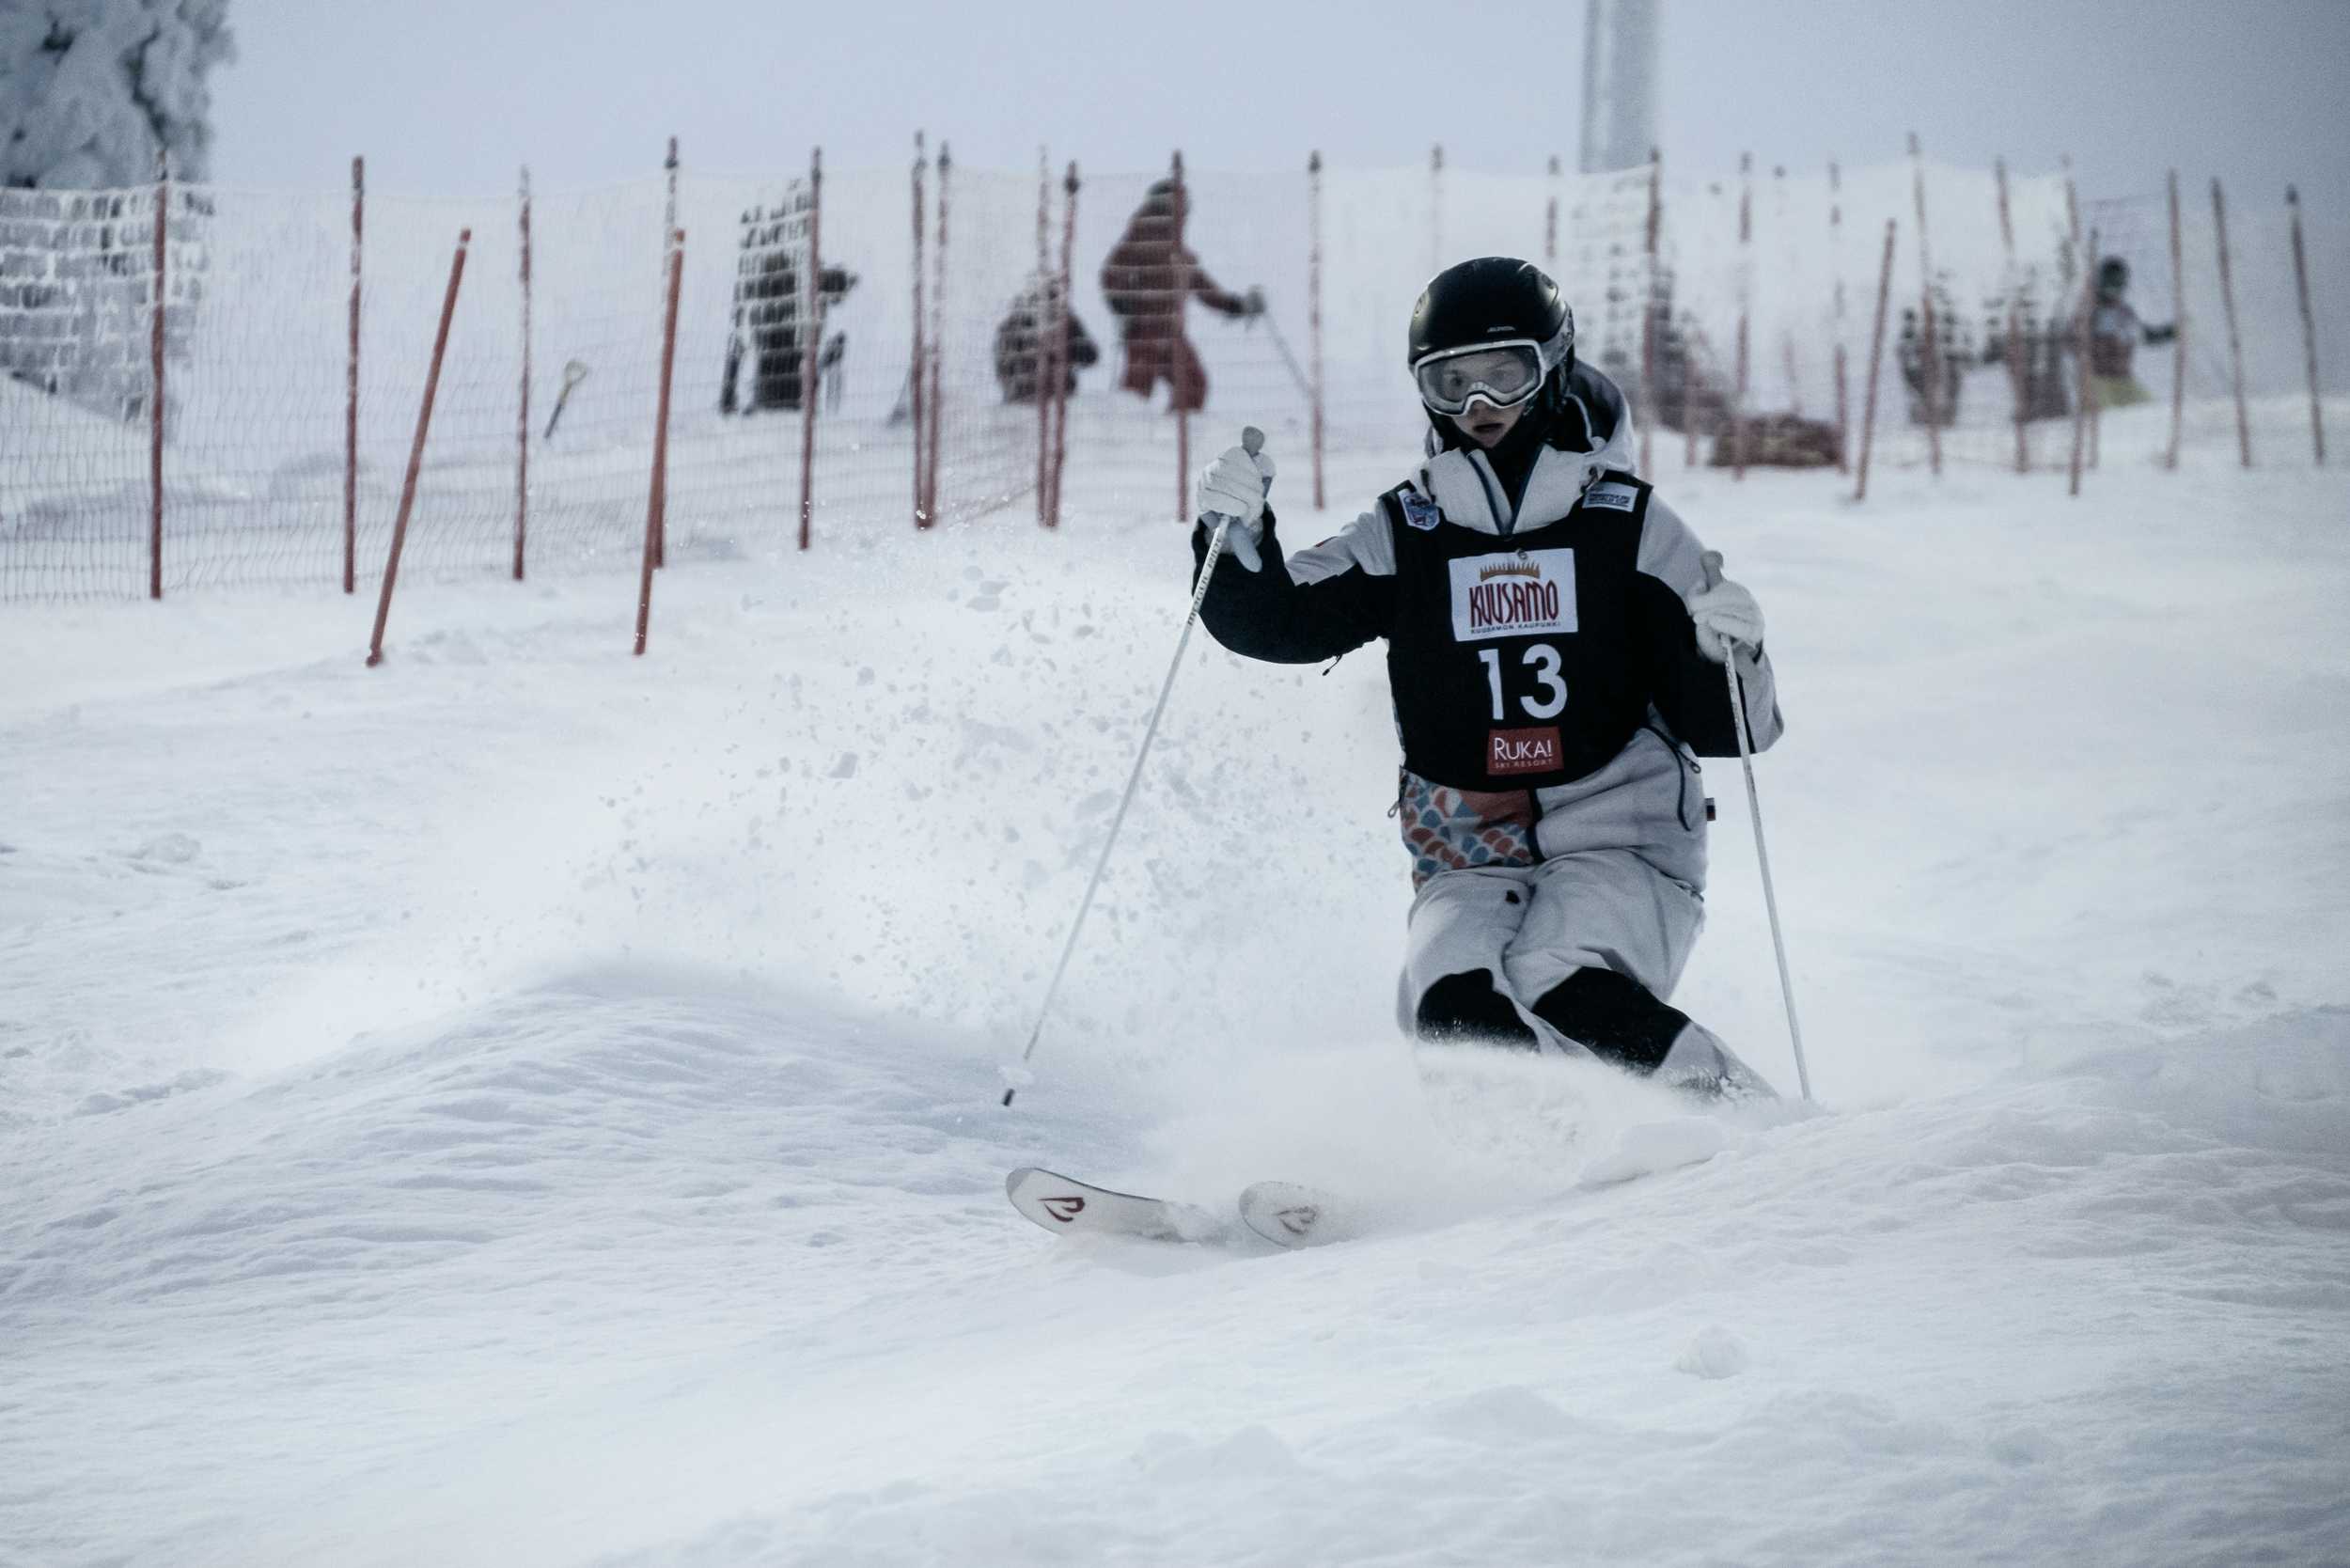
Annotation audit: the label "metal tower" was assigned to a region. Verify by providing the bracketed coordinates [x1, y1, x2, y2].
[1577, 0, 1661, 174]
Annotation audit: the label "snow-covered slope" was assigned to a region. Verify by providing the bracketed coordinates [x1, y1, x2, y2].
[4, 408, 2347, 1566]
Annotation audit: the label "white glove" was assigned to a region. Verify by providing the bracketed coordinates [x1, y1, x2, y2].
[1686, 554, 1763, 664]
[1196, 428, 1275, 572]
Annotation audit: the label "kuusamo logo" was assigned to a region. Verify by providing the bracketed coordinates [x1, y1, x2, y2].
[1449, 548, 1577, 641]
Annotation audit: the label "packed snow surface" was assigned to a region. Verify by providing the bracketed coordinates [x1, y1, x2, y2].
[5, 411, 2349, 1566]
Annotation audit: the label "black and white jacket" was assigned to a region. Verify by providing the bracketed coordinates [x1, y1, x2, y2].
[1191, 387, 1783, 890]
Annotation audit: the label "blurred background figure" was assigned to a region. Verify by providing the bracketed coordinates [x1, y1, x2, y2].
[992, 274, 1099, 404]
[1100, 178, 1262, 413]
[2084, 256, 2176, 408]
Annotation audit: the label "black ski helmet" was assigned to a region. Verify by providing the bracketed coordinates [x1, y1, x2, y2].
[1406, 258, 1575, 426]
[2097, 256, 2129, 300]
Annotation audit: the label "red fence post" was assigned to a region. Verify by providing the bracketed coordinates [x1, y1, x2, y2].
[149, 151, 167, 600]
[1172, 149, 1188, 525]
[636, 229, 685, 655]
[1035, 146, 1052, 525]
[1855, 219, 1897, 503]
[910, 133, 929, 527]
[652, 137, 679, 567]
[346, 155, 363, 593]
[2288, 185, 2326, 466]
[2166, 169, 2186, 470]
[1544, 153, 1559, 265]
[1047, 160, 1080, 527]
[924, 143, 949, 526]
[2212, 179, 2251, 468]
[1641, 149, 1660, 477]
[367, 228, 470, 666]
[1909, 133, 1944, 476]
[1996, 156, 2028, 473]
[515, 165, 532, 581]
[1828, 159, 1848, 472]
[798, 149, 824, 551]
[1309, 149, 1326, 511]
[2069, 226, 2099, 497]
[1732, 152, 1750, 481]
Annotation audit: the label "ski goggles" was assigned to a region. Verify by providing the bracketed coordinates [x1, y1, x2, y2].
[1411, 338, 1557, 416]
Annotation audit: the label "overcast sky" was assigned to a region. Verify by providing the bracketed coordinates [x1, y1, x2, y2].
[214, 0, 2346, 218]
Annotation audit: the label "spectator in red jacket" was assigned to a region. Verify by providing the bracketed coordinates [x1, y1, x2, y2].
[1100, 178, 1261, 413]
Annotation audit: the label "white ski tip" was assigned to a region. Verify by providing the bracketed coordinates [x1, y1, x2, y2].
[1238, 1180, 1357, 1249]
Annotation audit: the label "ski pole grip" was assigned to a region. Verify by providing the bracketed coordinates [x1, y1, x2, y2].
[1700, 549, 1725, 592]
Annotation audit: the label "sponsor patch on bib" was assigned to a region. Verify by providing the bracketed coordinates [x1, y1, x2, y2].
[1487, 727, 1563, 776]
[1449, 548, 1577, 641]
[1401, 490, 1443, 531]
[1581, 480, 1638, 512]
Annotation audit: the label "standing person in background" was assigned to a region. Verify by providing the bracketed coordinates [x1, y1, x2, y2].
[993, 274, 1100, 404]
[2083, 257, 2175, 409]
[1101, 178, 1262, 413]
[1189, 258, 1783, 1099]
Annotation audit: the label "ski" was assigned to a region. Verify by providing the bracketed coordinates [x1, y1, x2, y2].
[1237, 1180, 1357, 1249]
[1005, 1167, 1227, 1245]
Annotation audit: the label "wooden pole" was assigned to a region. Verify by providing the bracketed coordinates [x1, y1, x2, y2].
[1909, 133, 1943, 476]
[911, 133, 928, 526]
[149, 151, 167, 601]
[2288, 185, 2326, 466]
[636, 230, 684, 654]
[653, 138, 679, 567]
[1544, 153, 1559, 265]
[1997, 156, 2028, 472]
[1855, 220, 1897, 503]
[2212, 178, 2252, 468]
[798, 148, 824, 550]
[514, 165, 531, 581]
[2069, 227, 2099, 497]
[2166, 169, 2186, 470]
[1048, 161, 1081, 527]
[1172, 149, 1188, 525]
[1829, 159, 1849, 473]
[1035, 145, 1052, 525]
[367, 229, 470, 666]
[1309, 150, 1326, 510]
[924, 143, 949, 525]
[345, 155, 363, 594]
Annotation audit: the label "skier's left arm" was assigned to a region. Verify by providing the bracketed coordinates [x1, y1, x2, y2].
[1632, 495, 1785, 757]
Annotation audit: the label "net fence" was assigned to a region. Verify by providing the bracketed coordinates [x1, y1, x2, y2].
[2, 151, 2332, 603]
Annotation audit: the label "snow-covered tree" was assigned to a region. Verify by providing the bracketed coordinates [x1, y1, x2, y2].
[1, 1, 236, 190]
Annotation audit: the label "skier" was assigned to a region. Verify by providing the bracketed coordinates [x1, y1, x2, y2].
[1100, 177, 1262, 413]
[1189, 258, 1782, 1097]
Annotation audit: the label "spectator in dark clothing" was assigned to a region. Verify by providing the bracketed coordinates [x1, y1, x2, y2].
[2084, 257, 2175, 407]
[993, 275, 1099, 404]
[1100, 178, 1261, 413]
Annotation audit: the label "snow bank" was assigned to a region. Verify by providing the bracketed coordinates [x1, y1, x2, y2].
[3, 414, 2346, 1565]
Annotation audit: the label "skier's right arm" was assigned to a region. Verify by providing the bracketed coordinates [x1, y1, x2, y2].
[1191, 508, 1395, 665]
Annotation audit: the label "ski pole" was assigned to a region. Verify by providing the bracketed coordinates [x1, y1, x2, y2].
[1252, 304, 1314, 404]
[1003, 428, 1263, 1107]
[1700, 551, 1812, 1101]
[543, 358, 589, 439]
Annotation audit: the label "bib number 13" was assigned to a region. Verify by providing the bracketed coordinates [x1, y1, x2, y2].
[1479, 644, 1568, 721]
